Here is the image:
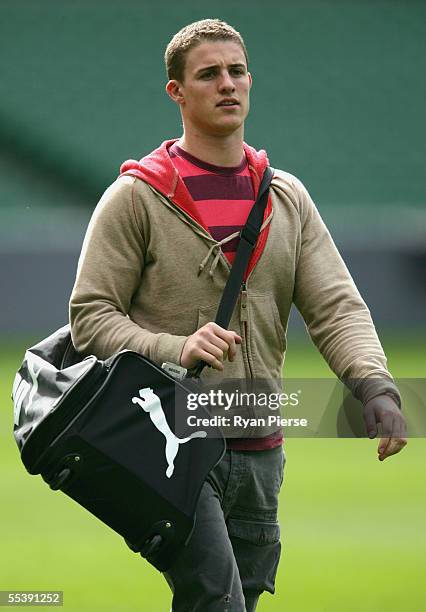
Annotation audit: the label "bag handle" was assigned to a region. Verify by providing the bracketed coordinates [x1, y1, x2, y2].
[191, 166, 274, 378]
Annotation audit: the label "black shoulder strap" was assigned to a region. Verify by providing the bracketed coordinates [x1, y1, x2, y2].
[192, 166, 274, 377]
[215, 165, 274, 329]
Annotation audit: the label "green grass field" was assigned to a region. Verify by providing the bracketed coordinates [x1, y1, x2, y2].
[1, 334, 425, 611]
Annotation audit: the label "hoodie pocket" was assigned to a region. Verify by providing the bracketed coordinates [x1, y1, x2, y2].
[196, 304, 218, 330]
[247, 294, 286, 378]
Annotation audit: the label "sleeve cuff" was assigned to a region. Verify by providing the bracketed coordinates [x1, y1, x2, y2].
[152, 333, 188, 367]
[350, 377, 402, 409]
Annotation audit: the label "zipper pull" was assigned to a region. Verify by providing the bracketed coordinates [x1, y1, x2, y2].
[240, 282, 248, 322]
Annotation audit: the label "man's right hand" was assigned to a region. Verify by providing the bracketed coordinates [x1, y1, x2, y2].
[180, 322, 242, 371]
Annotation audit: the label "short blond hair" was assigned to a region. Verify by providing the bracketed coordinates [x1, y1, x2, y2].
[165, 19, 248, 82]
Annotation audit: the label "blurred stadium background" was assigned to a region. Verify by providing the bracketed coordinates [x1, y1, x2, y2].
[0, 1, 425, 610]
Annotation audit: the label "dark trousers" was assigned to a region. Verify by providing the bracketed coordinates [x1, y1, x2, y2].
[163, 445, 285, 611]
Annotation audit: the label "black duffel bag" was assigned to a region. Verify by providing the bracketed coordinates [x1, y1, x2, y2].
[12, 324, 224, 571]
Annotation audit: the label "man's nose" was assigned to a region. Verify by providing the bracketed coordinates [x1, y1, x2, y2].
[218, 70, 235, 92]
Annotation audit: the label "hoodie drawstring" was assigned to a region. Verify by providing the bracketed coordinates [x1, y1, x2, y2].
[198, 209, 274, 279]
[198, 231, 239, 277]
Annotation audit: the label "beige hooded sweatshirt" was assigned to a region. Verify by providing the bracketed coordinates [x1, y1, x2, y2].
[69, 141, 401, 421]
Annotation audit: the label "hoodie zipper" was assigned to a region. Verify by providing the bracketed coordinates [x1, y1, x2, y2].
[240, 282, 254, 378]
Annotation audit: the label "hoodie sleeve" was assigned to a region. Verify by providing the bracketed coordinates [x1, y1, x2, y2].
[290, 176, 401, 407]
[69, 176, 187, 364]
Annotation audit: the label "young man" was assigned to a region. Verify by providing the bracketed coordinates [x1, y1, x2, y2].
[70, 19, 407, 612]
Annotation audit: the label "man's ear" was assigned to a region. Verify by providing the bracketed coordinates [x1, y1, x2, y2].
[166, 80, 185, 105]
[248, 72, 253, 89]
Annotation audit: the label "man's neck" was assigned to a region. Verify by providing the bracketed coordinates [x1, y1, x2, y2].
[178, 128, 245, 167]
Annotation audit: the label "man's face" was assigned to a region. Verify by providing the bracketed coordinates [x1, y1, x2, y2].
[167, 40, 252, 137]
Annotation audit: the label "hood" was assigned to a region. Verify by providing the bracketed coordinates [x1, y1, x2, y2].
[119, 139, 273, 280]
[119, 139, 270, 223]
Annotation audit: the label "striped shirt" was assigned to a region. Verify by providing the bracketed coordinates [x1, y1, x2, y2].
[169, 143, 254, 265]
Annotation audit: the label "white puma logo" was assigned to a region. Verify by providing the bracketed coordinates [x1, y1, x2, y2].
[132, 387, 207, 478]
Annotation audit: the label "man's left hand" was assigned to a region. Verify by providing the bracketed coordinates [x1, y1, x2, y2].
[362, 394, 408, 461]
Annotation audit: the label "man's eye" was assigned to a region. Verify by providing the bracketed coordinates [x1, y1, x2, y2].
[200, 71, 215, 79]
[231, 68, 245, 76]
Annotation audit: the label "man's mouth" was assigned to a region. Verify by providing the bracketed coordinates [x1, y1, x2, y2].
[216, 99, 240, 107]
